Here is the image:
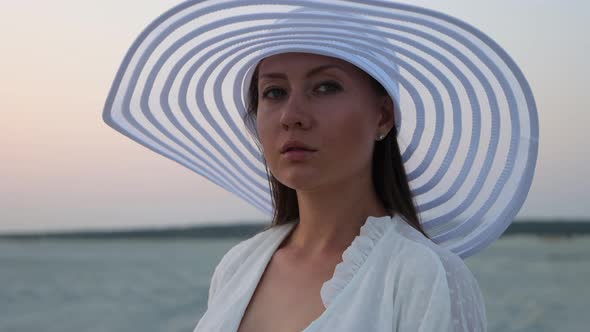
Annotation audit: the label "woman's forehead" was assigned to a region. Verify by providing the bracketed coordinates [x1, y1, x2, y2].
[258, 52, 361, 77]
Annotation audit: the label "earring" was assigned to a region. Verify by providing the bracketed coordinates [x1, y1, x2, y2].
[376, 133, 385, 141]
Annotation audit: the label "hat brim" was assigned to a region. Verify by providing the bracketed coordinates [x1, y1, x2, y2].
[103, 0, 539, 258]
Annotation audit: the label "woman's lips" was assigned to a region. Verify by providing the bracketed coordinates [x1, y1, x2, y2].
[281, 149, 316, 161]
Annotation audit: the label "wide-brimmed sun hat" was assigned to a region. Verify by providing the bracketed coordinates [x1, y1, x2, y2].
[102, 0, 539, 259]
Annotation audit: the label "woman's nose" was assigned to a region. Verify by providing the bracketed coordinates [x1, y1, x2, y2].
[280, 91, 311, 130]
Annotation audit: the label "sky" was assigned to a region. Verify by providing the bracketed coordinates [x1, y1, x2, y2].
[0, 0, 588, 233]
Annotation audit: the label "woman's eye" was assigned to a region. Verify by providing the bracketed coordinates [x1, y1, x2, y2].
[260, 81, 341, 100]
[261, 87, 286, 100]
[315, 81, 341, 93]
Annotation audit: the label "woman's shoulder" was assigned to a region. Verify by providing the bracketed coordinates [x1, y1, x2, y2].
[382, 218, 485, 298]
[207, 222, 294, 307]
[385, 219, 488, 330]
[211, 223, 293, 284]
[387, 219, 475, 279]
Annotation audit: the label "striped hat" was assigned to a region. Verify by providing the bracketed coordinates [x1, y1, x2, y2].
[102, 0, 539, 258]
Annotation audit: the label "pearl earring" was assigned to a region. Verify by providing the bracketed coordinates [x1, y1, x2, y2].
[376, 134, 385, 141]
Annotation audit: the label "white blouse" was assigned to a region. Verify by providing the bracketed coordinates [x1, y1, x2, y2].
[193, 214, 487, 332]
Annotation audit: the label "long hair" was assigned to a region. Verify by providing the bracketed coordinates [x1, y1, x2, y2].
[241, 62, 431, 240]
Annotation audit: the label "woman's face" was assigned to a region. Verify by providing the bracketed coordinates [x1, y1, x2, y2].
[255, 52, 392, 191]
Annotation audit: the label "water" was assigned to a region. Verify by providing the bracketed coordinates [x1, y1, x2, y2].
[0, 235, 588, 332]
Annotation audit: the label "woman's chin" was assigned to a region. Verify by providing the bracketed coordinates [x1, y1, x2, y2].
[278, 173, 322, 190]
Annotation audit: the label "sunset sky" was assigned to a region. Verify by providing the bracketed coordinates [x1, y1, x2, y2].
[1, 0, 588, 233]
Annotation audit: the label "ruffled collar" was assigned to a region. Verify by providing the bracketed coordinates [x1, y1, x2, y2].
[280, 214, 396, 309]
[319, 214, 395, 308]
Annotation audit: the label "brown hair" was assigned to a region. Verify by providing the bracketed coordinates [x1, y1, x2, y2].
[241, 62, 431, 240]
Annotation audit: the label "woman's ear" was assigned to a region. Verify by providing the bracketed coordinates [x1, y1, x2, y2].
[378, 95, 395, 133]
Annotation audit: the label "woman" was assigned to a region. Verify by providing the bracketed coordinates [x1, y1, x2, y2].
[232, 51, 471, 331]
[102, 1, 539, 331]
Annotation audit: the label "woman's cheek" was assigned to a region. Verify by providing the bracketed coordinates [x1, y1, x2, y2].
[260, 120, 283, 169]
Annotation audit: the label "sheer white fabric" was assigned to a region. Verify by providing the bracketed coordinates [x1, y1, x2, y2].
[195, 215, 487, 331]
[395, 219, 488, 331]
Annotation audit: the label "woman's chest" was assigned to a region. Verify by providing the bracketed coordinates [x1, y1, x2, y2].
[236, 254, 337, 332]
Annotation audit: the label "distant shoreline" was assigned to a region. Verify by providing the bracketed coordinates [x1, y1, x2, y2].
[0, 220, 589, 240]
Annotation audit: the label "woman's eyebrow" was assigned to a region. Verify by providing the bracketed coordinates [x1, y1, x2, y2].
[259, 64, 344, 80]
